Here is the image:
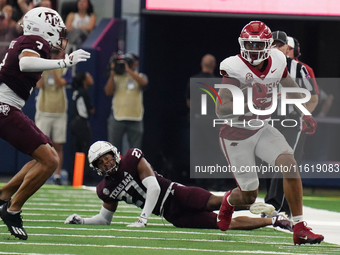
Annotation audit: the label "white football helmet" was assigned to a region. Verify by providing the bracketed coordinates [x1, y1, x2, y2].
[22, 7, 67, 50]
[88, 141, 121, 176]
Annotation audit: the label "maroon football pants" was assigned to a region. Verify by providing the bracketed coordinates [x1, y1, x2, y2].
[163, 183, 218, 229]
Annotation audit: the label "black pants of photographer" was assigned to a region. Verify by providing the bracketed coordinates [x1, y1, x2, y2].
[70, 116, 97, 185]
[264, 114, 306, 217]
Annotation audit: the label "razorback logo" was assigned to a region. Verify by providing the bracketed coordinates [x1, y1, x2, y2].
[245, 72, 254, 82]
[44, 12, 61, 27]
[0, 105, 10, 116]
[220, 70, 228, 77]
[230, 142, 238, 147]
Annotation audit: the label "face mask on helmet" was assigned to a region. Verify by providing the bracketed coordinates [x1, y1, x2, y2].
[238, 21, 273, 66]
[22, 7, 67, 50]
[88, 141, 121, 177]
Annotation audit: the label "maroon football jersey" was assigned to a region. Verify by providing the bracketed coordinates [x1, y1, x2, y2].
[0, 35, 50, 101]
[96, 148, 172, 216]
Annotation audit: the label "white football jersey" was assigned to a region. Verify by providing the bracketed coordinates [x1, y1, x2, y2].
[219, 49, 287, 130]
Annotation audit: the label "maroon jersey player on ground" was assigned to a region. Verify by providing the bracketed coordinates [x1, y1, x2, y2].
[64, 141, 293, 232]
[0, 7, 90, 240]
[215, 20, 323, 245]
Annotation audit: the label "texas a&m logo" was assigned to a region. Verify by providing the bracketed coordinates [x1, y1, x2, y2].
[0, 104, 10, 116]
[44, 12, 61, 27]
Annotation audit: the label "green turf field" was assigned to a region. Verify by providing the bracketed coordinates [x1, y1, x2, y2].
[0, 184, 339, 255]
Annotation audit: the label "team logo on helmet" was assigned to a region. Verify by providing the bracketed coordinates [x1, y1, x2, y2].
[44, 11, 61, 27]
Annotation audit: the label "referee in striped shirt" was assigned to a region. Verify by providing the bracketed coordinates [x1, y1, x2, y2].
[264, 31, 318, 217]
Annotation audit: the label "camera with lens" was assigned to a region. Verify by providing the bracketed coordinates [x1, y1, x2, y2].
[110, 53, 134, 75]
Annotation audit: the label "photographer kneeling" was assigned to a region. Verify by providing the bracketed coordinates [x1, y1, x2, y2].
[104, 53, 148, 153]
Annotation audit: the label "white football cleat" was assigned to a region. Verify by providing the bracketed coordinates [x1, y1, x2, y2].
[126, 217, 147, 227]
[250, 202, 277, 217]
[64, 214, 84, 224]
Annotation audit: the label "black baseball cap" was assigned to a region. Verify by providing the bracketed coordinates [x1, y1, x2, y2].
[272, 31, 288, 44]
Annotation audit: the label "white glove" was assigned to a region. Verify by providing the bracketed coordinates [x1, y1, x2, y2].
[126, 217, 147, 227]
[64, 214, 85, 224]
[60, 49, 91, 68]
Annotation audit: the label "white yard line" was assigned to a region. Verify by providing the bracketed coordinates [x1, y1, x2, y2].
[23, 213, 161, 220]
[20, 208, 140, 213]
[25, 203, 102, 207]
[0, 232, 296, 245]
[0, 253, 74, 255]
[0, 242, 320, 255]
[0, 225, 295, 239]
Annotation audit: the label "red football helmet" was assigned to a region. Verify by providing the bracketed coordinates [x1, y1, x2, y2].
[239, 21, 273, 66]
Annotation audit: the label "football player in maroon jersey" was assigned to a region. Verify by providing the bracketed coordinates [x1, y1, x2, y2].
[216, 21, 323, 245]
[65, 141, 293, 232]
[0, 7, 90, 240]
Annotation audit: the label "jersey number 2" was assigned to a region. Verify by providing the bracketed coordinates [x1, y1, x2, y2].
[132, 148, 142, 159]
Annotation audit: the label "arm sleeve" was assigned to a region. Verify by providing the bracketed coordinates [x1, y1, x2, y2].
[299, 65, 315, 94]
[19, 56, 65, 72]
[82, 206, 114, 225]
[140, 176, 161, 221]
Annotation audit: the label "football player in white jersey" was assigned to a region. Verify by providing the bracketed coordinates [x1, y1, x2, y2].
[215, 21, 323, 245]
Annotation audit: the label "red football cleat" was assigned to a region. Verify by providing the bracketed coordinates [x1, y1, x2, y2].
[217, 191, 235, 231]
[293, 221, 324, 245]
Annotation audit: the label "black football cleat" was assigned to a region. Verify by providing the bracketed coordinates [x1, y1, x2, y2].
[0, 198, 9, 207]
[0, 201, 28, 240]
[0, 198, 9, 214]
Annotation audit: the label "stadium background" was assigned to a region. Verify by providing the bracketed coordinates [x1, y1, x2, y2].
[0, 0, 339, 189]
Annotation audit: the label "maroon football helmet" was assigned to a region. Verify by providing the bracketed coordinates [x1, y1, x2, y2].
[239, 21, 273, 66]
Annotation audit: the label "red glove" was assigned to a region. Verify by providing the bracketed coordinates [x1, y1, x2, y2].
[252, 83, 268, 109]
[302, 115, 317, 135]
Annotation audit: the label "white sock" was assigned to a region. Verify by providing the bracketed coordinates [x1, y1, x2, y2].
[292, 215, 303, 224]
[227, 194, 234, 206]
[7, 209, 20, 215]
[54, 174, 61, 179]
